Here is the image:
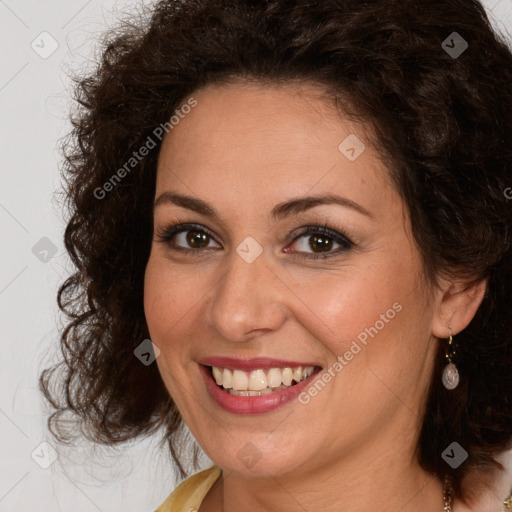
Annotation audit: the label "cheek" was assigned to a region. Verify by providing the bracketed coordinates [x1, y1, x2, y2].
[143, 258, 191, 399]
[143, 259, 170, 334]
[301, 258, 430, 399]
[294, 263, 409, 353]
[303, 268, 431, 426]
[143, 254, 214, 388]
[143, 258, 190, 378]
[143, 255, 200, 337]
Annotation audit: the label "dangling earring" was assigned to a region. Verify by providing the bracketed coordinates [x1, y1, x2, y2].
[442, 326, 459, 390]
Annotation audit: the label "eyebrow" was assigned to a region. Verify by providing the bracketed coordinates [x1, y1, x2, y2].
[153, 191, 374, 222]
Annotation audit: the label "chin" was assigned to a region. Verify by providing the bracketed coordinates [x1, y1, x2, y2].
[206, 439, 314, 478]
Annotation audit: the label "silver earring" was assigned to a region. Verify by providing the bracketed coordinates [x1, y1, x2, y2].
[442, 326, 459, 390]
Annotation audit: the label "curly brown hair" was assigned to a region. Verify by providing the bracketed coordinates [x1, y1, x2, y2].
[40, 0, 512, 502]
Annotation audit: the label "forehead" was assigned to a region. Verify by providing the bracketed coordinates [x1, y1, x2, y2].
[155, 81, 396, 221]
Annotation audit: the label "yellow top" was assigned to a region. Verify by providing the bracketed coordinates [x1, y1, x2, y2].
[154, 465, 512, 512]
[154, 465, 222, 512]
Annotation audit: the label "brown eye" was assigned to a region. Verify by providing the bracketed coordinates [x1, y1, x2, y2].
[155, 223, 219, 252]
[308, 234, 334, 253]
[156, 222, 354, 259]
[185, 229, 210, 249]
[286, 225, 354, 260]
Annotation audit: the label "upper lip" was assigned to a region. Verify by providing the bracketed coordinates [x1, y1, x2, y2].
[198, 356, 322, 371]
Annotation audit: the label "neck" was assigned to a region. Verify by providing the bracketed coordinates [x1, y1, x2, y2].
[209, 440, 446, 512]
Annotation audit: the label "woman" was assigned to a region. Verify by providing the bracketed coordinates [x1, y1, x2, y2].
[40, 0, 512, 510]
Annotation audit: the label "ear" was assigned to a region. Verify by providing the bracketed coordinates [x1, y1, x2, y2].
[431, 276, 488, 338]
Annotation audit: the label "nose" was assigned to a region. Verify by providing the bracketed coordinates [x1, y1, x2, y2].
[206, 247, 288, 342]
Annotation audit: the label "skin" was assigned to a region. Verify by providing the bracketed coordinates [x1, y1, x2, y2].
[143, 81, 487, 512]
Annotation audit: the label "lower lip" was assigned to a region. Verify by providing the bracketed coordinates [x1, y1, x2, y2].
[199, 364, 321, 414]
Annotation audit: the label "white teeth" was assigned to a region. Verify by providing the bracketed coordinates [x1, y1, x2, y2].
[232, 369, 249, 390]
[222, 368, 233, 389]
[267, 368, 282, 388]
[228, 384, 292, 396]
[210, 364, 317, 393]
[302, 367, 313, 379]
[281, 367, 293, 386]
[248, 369, 267, 391]
[228, 388, 274, 396]
[212, 366, 223, 386]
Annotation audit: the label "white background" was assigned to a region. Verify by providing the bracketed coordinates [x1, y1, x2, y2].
[1, 1, 511, 511]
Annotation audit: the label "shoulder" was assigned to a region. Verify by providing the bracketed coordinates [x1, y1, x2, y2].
[154, 465, 222, 512]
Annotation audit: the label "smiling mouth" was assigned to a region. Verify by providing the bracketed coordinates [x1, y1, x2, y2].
[207, 365, 322, 396]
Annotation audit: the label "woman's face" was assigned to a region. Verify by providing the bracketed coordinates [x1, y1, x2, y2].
[144, 81, 439, 477]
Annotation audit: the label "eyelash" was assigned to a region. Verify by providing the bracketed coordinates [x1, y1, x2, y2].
[154, 221, 354, 260]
